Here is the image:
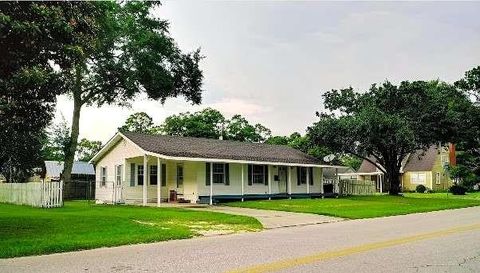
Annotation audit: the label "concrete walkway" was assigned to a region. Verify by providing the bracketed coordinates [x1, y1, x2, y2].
[188, 205, 343, 229]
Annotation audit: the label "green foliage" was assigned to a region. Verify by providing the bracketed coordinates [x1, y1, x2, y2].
[0, 201, 261, 258]
[415, 184, 427, 193]
[266, 133, 337, 162]
[0, 2, 76, 182]
[30, 1, 206, 182]
[161, 108, 225, 139]
[339, 154, 362, 171]
[159, 108, 272, 142]
[449, 185, 467, 195]
[41, 118, 71, 161]
[225, 115, 271, 142]
[455, 66, 480, 104]
[76, 138, 102, 162]
[309, 80, 472, 195]
[118, 112, 160, 134]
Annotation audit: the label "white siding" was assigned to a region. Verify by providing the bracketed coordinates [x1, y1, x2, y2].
[95, 139, 144, 203]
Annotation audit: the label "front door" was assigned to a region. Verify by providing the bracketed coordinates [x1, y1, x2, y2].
[278, 166, 288, 194]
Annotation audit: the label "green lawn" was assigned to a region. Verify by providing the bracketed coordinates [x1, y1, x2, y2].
[227, 194, 480, 220]
[0, 201, 261, 259]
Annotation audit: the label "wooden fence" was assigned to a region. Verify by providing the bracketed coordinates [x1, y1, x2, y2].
[0, 181, 63, 208]
[339, 179, 376, 196]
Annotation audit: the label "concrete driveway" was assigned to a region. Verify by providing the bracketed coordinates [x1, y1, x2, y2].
[189, 205, 343, 229]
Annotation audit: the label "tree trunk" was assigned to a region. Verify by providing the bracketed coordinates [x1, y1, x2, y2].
[386, 165, 401, 195]
[62, 67, 83, 184]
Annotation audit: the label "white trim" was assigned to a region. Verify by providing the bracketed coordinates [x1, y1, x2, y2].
[338, 172, 383, 176]
[142, 154, 147, 206]
[145, 150, 343, 168]
[157, 158, 161, 207]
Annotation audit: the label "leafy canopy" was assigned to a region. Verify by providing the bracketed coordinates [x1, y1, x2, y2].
[118, 112, 160, 134]
[309, 80, 470, 194]
[0, 2, 80, 182]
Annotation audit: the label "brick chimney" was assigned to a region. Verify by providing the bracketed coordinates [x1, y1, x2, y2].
[449, 143, 456, 166]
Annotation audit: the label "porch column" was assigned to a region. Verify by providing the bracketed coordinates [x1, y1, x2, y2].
[143, 154, 147, 206]
[241, 164, 245, 202]
[306, 167, 310, 194]
[157, 157, 161, 207]
[335, 167, 339, 195]
[268, 165, 272, 200]
[320, 167, 324, 198]
[379, 174, 383, 193]
[288, 166, 292, 199]
[209, 162, 213, 205]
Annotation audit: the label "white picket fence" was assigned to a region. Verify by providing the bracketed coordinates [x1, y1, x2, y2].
[339, 179, 376, 196]
[0, 181, 63, 208]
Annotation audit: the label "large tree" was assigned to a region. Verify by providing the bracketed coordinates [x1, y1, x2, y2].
[51, 2, 204, 182]
[224, 115, 271, 142]
[160, 108, 272, 142]
[160, 108, 225, 139]
[118, 112, 160, 134]
[76, 138, 102, 162]
[452, 66, 480, 186]
[0, 2, 76, 182]
[309, 81, 470, 195]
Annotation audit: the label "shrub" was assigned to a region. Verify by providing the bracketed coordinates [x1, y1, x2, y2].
[415, 184, 427, 193]
[449, 185, 467, 195]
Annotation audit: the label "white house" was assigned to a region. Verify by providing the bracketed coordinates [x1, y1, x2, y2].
[90, 132, 345, 205]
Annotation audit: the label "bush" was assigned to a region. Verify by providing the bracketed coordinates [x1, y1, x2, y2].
[449, 185, 467, 195]
[415, 184, 427, 193]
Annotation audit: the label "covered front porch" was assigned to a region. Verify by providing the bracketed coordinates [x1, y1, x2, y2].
[110, 154, 344, 206]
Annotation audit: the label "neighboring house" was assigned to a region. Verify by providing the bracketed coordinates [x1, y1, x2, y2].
[345, 145, 455, 192]
[90, 132, 345, 205]
[28, 161, 96, 199]
[40, 161, 95, 182]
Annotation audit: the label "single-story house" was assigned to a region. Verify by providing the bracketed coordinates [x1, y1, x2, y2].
[90, 132, 345, 205]
[341, 145, 455, 192]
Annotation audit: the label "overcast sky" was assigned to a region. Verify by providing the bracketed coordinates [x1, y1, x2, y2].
[55, 1, 480, 143]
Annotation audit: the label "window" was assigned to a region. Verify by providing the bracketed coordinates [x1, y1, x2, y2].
[213, 163, 226, 184]
[137, 165, 144, 186]
[206, 163, 230, 185]
[441, 155, 449, 168]
[150, 165, 158, 185]
[115, 165, 122, 185]
[176, 164, 184, 187]
[298, 167, 307, 185]
[410, 172, 426, 185]
[249, 165, 268, 184]
[101, 167, 107, 187]
[435, 172, 441, 185]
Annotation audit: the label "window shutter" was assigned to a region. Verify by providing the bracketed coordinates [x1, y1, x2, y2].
[248, 164, 253, 185]
[225, 164, 230, 185]
[130, 163, 135, 186]
[264, 165, 268, 185]
[161, 164, 166, 186]
[309, 167, 314, 185]
[297, 167, 301, 185]
[205, 163, 211, 186]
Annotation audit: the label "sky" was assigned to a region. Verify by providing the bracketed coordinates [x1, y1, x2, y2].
[54, 1, 480, 143]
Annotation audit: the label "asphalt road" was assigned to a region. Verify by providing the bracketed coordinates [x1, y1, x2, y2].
[1, 207, 479, 273]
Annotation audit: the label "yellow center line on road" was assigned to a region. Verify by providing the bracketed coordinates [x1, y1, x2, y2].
[226, 223, 480, 273]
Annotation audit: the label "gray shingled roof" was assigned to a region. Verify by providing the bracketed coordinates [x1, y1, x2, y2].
[44, 161, 95, 178]
[357, 146, 439, 173]
[357, 157, 378, 173]
[403, 146, 438, 171]
[122, 132, 323, 165]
